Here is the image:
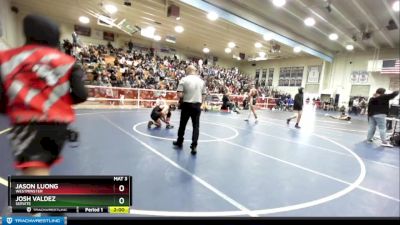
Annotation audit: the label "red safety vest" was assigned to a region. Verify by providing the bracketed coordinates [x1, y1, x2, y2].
[0, 44, 76, 124]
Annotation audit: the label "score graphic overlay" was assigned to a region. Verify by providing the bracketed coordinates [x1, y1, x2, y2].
[8, 176, 132, 214]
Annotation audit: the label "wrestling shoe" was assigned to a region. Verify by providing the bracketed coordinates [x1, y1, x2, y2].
[173, 141, 183, 148]
[190, 144, 197, 155]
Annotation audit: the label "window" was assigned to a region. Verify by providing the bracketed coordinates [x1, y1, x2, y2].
[262, 69, 267, 78]
[261, 69, 267, 86]
[279, 67, 290, 86]
[279, 67, 303, 86]
[268, 68, 274, 86]
[255, 69, 260, 80]
[295, 67, 304, 86]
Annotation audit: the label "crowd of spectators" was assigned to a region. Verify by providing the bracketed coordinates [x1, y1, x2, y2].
[63, 41, 385, 116]
[348, 96, 368, 115]
[63, 41, 293, 99]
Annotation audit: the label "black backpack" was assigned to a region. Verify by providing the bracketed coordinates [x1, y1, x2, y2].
[390, 133, 400, 146]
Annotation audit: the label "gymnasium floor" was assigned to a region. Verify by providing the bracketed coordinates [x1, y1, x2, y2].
[0, 105, 399, 217]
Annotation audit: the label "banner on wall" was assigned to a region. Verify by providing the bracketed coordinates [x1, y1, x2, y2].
[350, 71, 359, 83]
[160, 47, 171, 53]
[103, 31, 114, 41]
[131, 43, 148, 51]
[358, 71, 368, 83]
[307, 65, 320, 83]
[350, 70, 369, 84]
[74, 25, 91, 36]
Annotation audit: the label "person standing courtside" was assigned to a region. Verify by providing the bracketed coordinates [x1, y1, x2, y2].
[367, 88, 399, 147]
[286, 87, 304, 128]
[173, 65, 206, 155]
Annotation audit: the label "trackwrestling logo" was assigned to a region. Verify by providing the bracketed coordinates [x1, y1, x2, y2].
[2, 216, 64, 225]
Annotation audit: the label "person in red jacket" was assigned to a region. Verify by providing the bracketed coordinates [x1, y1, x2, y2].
[0, 14, 88, 176]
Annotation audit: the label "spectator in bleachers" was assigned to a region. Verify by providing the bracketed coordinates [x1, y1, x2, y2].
[351, 97, 360, 115]
[287, 97, 294, 111]
[360, 97, 367, 115]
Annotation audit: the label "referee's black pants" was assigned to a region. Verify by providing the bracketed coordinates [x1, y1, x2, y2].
[177, 102, 202, 147]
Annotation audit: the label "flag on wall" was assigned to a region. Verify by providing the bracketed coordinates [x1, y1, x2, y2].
[381, 59, 400, 74]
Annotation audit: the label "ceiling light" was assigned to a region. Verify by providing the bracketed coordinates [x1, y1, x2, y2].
[255, 42, 262, 48]
[79, 16, 90, 24]
[293, 46, 302, 53]
[304, 17, 316, 26]
[346, 44, 354, 51]
[253, 56, 268, 61]
[329, 33, 338, 40]
[263, 33, 273, 41]
[225, 48, 232, 53]
[141, 26, 156, 39]
[174, 25, 184, 33]
[258, 52, 266, 57]
[153, 35, 161, 41]
[228, 42, 236, 48]
[207, 12, 219, 21]
[393, 1, 399, 12]
[203, 47, 210, 53]
[272, 0, 286, 7]
[165, 35, 176, 43]
[104, 4, 118, 14]
[176, 17, 181, 21]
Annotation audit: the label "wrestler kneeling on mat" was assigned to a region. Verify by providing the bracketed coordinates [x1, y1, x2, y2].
[148, 104, 177, 129]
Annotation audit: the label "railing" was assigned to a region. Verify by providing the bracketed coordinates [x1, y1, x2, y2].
[81, 85, 278, 110]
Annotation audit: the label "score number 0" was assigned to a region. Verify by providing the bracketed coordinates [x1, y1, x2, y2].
[118, 184, 125, 205]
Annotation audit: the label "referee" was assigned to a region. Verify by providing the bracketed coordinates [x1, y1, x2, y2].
[173, 65, 206, 155]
